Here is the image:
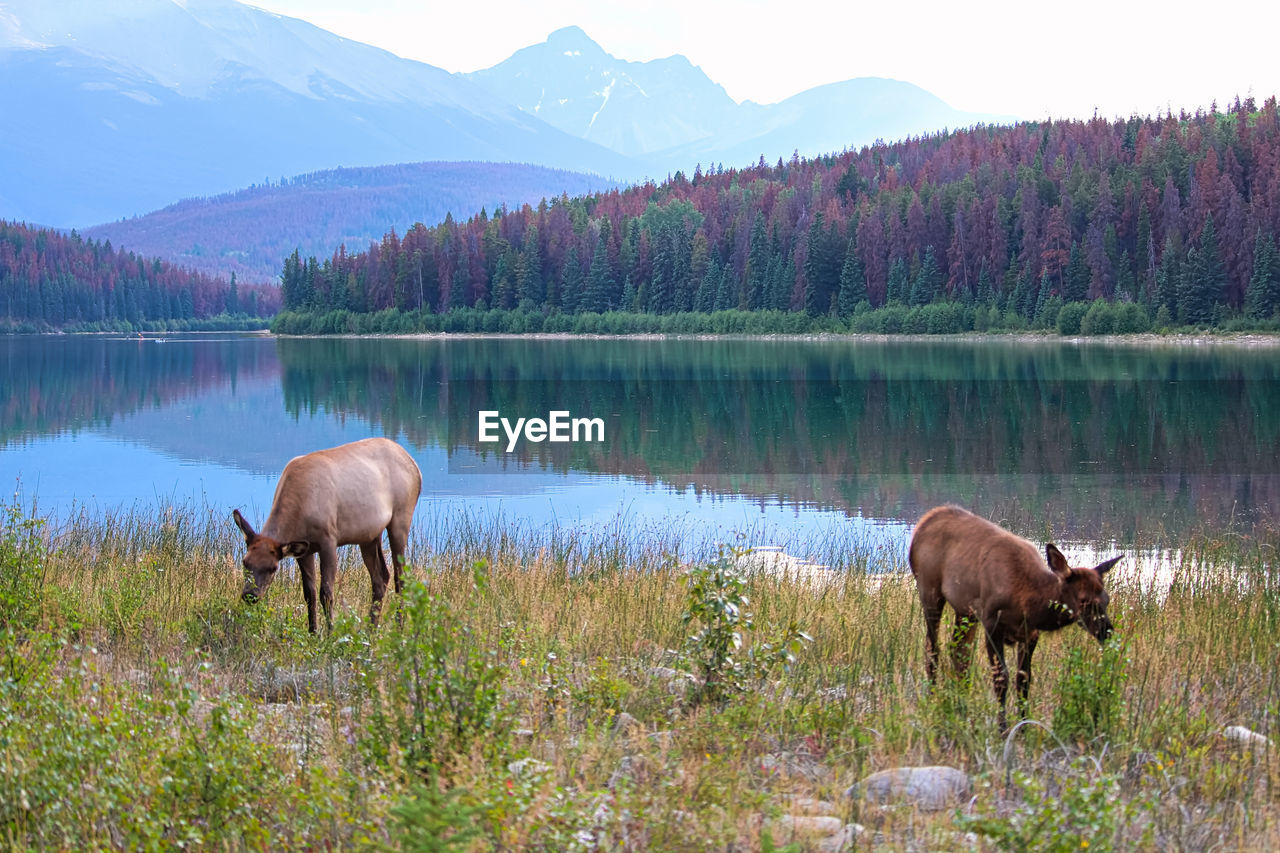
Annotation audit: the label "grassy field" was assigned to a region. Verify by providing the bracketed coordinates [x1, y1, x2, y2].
[1, 499, 1277, 851]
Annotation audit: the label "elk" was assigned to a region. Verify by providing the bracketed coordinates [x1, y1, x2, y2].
[908, 505, 1121, 730]
[233, 437, 422, 633]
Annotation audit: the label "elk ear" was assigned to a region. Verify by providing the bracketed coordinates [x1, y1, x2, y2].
[1093, 555, 1122, 578]
[281, 541, 310, 559]
[232, 509, 256, 544]
[1045, 543, 1071, 578]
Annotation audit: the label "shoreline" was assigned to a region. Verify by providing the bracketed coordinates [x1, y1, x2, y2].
[277, 330, 1280, 347]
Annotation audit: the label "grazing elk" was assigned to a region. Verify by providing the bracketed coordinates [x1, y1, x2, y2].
[908, 505, 1121, 730]
[233, 437, 422, 633]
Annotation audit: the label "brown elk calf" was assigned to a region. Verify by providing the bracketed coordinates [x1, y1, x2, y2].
[233, 437, 422, 633]
[908, 505, 1121, 730]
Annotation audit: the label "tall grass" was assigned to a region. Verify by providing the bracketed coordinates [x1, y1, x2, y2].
[1, 498, 1277, 849]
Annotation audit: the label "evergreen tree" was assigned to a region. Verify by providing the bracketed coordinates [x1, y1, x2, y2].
[1179, 215, 1225, 325]
[746, 217, 769, 310]
[584, 232, 615, 313]
[837, 239, 867, 318]
[909, 246, 943, 306]
[1063, 241, 1089, 303]
[886, 257, 910, 304]
[1156, 236, 1181, 318]
[560, 247, 583, 313]
[1246, 232, 1280, 320]
[225, 272, 239, 315]
[517, 226, 543, 305]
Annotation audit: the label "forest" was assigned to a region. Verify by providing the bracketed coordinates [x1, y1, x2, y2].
[275, 99, 1280, 335]
[0, 221, 279, 332]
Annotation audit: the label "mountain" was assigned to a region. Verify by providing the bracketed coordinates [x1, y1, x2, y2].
[468, 27, 1008, 172]
[83, 162, 621, 284]
[0, 0, 634, 227]
[465, 26, 740, 158]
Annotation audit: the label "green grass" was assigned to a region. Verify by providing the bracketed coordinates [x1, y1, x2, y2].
[1, 498, 1278, 849]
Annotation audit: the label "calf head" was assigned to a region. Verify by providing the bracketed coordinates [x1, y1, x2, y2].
[232, 509, 309, 603]
[1045, 544, 1122, 642]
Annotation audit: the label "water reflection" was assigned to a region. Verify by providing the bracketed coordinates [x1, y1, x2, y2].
[1, 334, 1277, 548]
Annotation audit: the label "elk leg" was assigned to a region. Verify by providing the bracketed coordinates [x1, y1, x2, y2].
[983, 626, 1011, 732]
[298, 551, 319, 634]
[920, 595, 945, 685]
[950, 616, 979, 681]
[361, 540, 389, 627]
[387, 523, 409, 596]
[318, 541, 339, 633]
[1014, 633, 1039, 719]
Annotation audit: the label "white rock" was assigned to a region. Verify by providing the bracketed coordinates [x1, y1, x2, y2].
[1223, 725, 1273, 748]
[847, 765, 971, 811]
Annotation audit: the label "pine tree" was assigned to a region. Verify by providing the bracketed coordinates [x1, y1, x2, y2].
[584, 232, 614, 313]
[517, 226, 543, 305]
[1245, 232, 1280, 320]
[1179, 215, 1225, 325]
[1063, 241, 1089, 303]
[909, 247, 943, 306]
[886, 257, 910, 304]
[560, 247, 583, 313]
[746, 217, 769, 310]
[837, 239, 867, 318]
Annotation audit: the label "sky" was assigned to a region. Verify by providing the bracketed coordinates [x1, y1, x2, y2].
[250, 0, 1280, 121]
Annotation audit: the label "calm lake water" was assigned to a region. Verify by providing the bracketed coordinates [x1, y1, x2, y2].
[2, 333, 1277, 562]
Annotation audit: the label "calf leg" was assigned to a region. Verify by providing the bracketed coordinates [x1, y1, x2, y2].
[919, 594, 945, 685]
[318, 541, 339, 633]
[360, 540, 389, 627]
[949, 616, 979, 682]
[983, 626, 1011, 732]
[1014, 633, 1039, 720]
[298, 552, 319, 634]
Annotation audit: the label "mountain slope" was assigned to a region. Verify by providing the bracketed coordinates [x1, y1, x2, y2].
[465, 26, 739, 157]
[468, 28, 1010, 172]
[0, 0, 634, 227]
[83, 162, 621, 283]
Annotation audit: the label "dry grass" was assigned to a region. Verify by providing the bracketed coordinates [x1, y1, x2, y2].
[1, 500, 1278, 850]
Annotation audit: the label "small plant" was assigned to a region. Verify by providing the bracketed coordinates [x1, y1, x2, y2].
[1052, 636, 1129, 745]
[959, 759, 1148, 852]
[386, 771, 488, 852]
[0, 497, 49, 633]
[679, 549, 811, 706]
[361, 561, 510, 774]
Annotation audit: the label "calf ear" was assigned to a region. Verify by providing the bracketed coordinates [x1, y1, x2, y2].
[232, 509, 256, 543]
[1093, 555, 1122, 578]
[282, 541, 310, 559]
[1045, 543, 1071, 577]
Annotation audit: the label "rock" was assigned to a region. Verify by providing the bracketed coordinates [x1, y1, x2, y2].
[507, 758, 551, 779]
[765, 815, 863, 852]
[1223, 725, 1273, 748]
[820, 823, 866, 852]
[786, 796, 839, 816]
[759, 752, 832, 782]
[847, 765, 971, 812]
[611, 711, 642, 735]
[647, 666, 697, 696]
[608, 755, 654, 790]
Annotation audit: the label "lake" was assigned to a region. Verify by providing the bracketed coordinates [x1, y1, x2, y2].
[2, 333, 1277, 565]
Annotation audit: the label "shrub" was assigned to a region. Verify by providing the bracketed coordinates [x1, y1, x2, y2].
[1080, 299, 1116, 336]
[679, 550, 811, 707]
[1055, 301, 1089, 335]
[360, 563, 510, 774]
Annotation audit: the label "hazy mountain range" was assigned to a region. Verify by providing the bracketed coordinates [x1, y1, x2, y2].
[2, 0, 1008, 279]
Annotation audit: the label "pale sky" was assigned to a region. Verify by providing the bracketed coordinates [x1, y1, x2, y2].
[251, 0, 1279, 121]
